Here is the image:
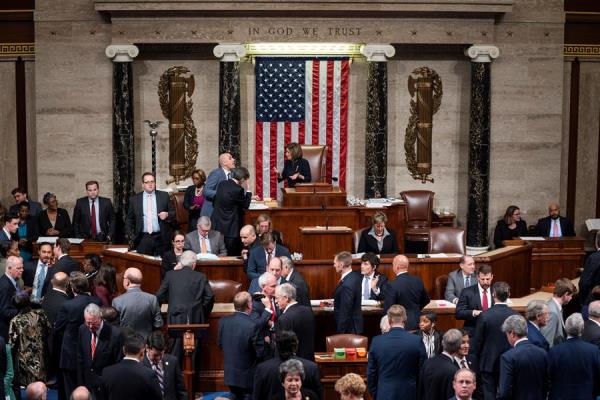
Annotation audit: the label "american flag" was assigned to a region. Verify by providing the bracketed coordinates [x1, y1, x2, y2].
[255, 57, 349, 199]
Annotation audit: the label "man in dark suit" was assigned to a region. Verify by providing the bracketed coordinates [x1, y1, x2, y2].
[240, 224, 259, 267]
[548, 313, 600, 399]
[384, 255, 430, 331]
[280, 256, 311, 307]
[535, 203, 576, 237]
[0, 213, 19, 245]
[360, 252, 388, 301]
[419, 329, 462, 400]
[211, 166, 253, 256]
[248, 256, 287, 294]
[184, 216, 227, 255]
[201, 152, 236, 218]
[42, 271, 70, 385]
[445, 255, 477, 304]
[102, 334, 162, 400]
[9, 187, 42, 217]
[526, 300, 550, 351]
[275, 283, 315, 360]
[23, 241, 54, 302]
[473, 281, 517, 400]
[253, 330, 321, 400]
[126, 172, 175, 256]
[368, 305, 427, 400]
[77, 303, 123, 399]
[156, 250, 214, 365]
[55, 272, 102, 397]
[456, 264, 494, 338]
[246, 232, 291, 280]
[583, 300, 600, 348]
[143, 331, 187, 400]
[332, 251, 363, 334]
[53, 238, 81, 276]
[450, 369, 477, 400]
[250, 272, 280, 359]
[72, 180, 116, 242]
[218, 291, 264, 400]
[0, 256, 23, 340]
[579, 249, 600, 309]
[498, 315, 548, 400]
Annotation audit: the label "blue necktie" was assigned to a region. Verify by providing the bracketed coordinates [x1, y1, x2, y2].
[363, 277, 370, 300]
[36, 264, 47, 299]
[465, 275, 470, 287]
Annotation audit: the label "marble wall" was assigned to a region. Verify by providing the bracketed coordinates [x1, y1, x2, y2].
[0, 63, 18, 206]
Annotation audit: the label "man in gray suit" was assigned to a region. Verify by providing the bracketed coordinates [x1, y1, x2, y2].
[445, 255, 477, 304]
[112, 267, 163, 339]
[200, 152, 236, 217]
[541, 278, 577, 347]
[184, 216, 227, 256]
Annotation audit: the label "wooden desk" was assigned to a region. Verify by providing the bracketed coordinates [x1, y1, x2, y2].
[282, 187, 347, 207]
[34, 240, 121, 262]
[245, 203, 406, 255]
[299, 226, 353, 259]
[314, 353, 369, 400]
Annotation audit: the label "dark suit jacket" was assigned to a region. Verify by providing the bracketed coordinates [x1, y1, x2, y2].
[77, 323, 123, 398]
[142, 353, 187, 400]
[276, 303, 315, 360]
[536, 215, 576, 237]
[527, 321, 550, 351]
[334, 270, 363, 334]
[0, 275, 17, 340]
[419, 353, 458, 400]
[38, 208, 72, 237]
[73, 196, 116, 240]
[474, 304, 517, 373]
[498, 340, 548, 400]
[362, 272, 388, 301]
[211, 179, 252, 239]
[55, 294, 103, 370]
[0, 336, 6, 396]
[246, 244, 292, 280]
[184, 229, 227, 256]
[156, 267, 214, 325]
[42, 288, 69, 325]
[250, 297, 280, 359]
[183, 184, 203, 229]
[248, 276, 287, 295]
[126, 190, 175, 244]
[414, 329, 442, 357]
[287, 269, 311, 307]
[357, 228, 399, 255]
[456, 284, 494, 337]
[0, 228, 16, 244]
[102, 358, 162, 400]
[54, 255, 81, 276]
[9, 200, 42, 217]
[579, 251, 600, 306]
[23, 259, 52, 298]
[367, 327, 427, 400]
[548, 337, 600, 400]
[582, 319, 600, 349]
[383, 272, 430, 331]
[218, 311, 264, 389]
[160, 250, 181, 278]
[253, 355, 322, 400]
[493, 219, 528, 248]
[200, 166, 228, 217]
[279, 158, 311, 187]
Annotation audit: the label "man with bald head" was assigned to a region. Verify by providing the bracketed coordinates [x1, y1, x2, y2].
[201, 152, 236, 218]
[240, 224, 259, 263]
[112, 267, 162, 339]
[384, 255, 430, 331]
[536, 203, 575, 237]
[26, 381, 48, 400]
[70, 386, 92, 400]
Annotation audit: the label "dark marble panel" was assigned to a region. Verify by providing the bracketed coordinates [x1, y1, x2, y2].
[218, 62, 241, 163]
[365, 62, 388, 198]
[466, 62, 491, 248]
[112, 62, 135, 243]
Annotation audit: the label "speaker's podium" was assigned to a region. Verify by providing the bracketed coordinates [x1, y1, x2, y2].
[282, 183, 346, 207]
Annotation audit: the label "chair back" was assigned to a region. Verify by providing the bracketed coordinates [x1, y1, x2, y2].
[400, 190, 434, 241]
[434, 274, 449, 299]
[300, 144, 327, 182]
[325, 334, 368, 352]
[353, 227, 368, 253]
[208, 279, 242, 303]
[428, 227, 466, 254]
[170, 192, 188, 233]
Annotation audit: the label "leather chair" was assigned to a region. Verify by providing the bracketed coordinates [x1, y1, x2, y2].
[353, 227, 367, 253]
[428, 227, 466, 254]
[400, 190, 434, 242]
[300, 144, 327, 182]
[325, 334, 368, 352]
[170, 192, 189, 233]
[434, 274, 448, 300]
[208, 279, 243, 303]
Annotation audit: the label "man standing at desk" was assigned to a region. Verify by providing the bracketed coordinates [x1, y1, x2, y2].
[333, 251, 362, 334]
[456, 264, 494, 338]
[201, 152, 236, 218]
[536, 203, 575, 237]
[72, 180, 116, 242]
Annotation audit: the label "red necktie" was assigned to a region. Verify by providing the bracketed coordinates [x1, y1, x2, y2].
[91, 331, 97, 359]
[552, 220, 559, 237]
[270, 298, 276, 322]
[482, 289, 489, 311]
[91, 199, 97, 237]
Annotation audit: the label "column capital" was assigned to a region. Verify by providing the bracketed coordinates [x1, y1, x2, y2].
[360, 44, 395, 62]
[465, 45, 500, 63]
[105, 44, 139, 62]
[213, 43, 246, 62]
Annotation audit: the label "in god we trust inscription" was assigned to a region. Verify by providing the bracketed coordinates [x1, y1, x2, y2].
[247, 26, 362, 38]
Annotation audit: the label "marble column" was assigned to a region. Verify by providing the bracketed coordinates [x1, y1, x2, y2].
[465, 45, 499, 252]
[361, 44, 395, 198]
[105, 44, 139, 243]
[214, 44, 246, 163]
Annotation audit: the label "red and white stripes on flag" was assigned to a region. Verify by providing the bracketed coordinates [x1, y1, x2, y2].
[255, 58, 349, 200]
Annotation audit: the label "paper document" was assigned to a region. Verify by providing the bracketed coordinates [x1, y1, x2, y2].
[518, 236, 546, 241]
[586, 219, 600, 231]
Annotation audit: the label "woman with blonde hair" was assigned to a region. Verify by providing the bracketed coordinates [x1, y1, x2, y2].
[335, 373, 366, 400]
[493, 205, 528, 248]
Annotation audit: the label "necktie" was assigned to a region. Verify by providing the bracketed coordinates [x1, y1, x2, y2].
[465, 275, 470, 288]
[552, 220, 559, 237]
[270, 298, 277, 322]
[363, 276, 370, 300]
[90, 199, 97, 237]
[267, 251, 272, 265]
[154, 362, 164, 394]
[91, 331, 97, 359]
[460, 359, 468, 369]
[482, 289, 489, 311]
[226, 172, 231, 180]
[146, 194, 153, 234]
[200, 236, 207, 254]
[36, 264, 47, 299]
